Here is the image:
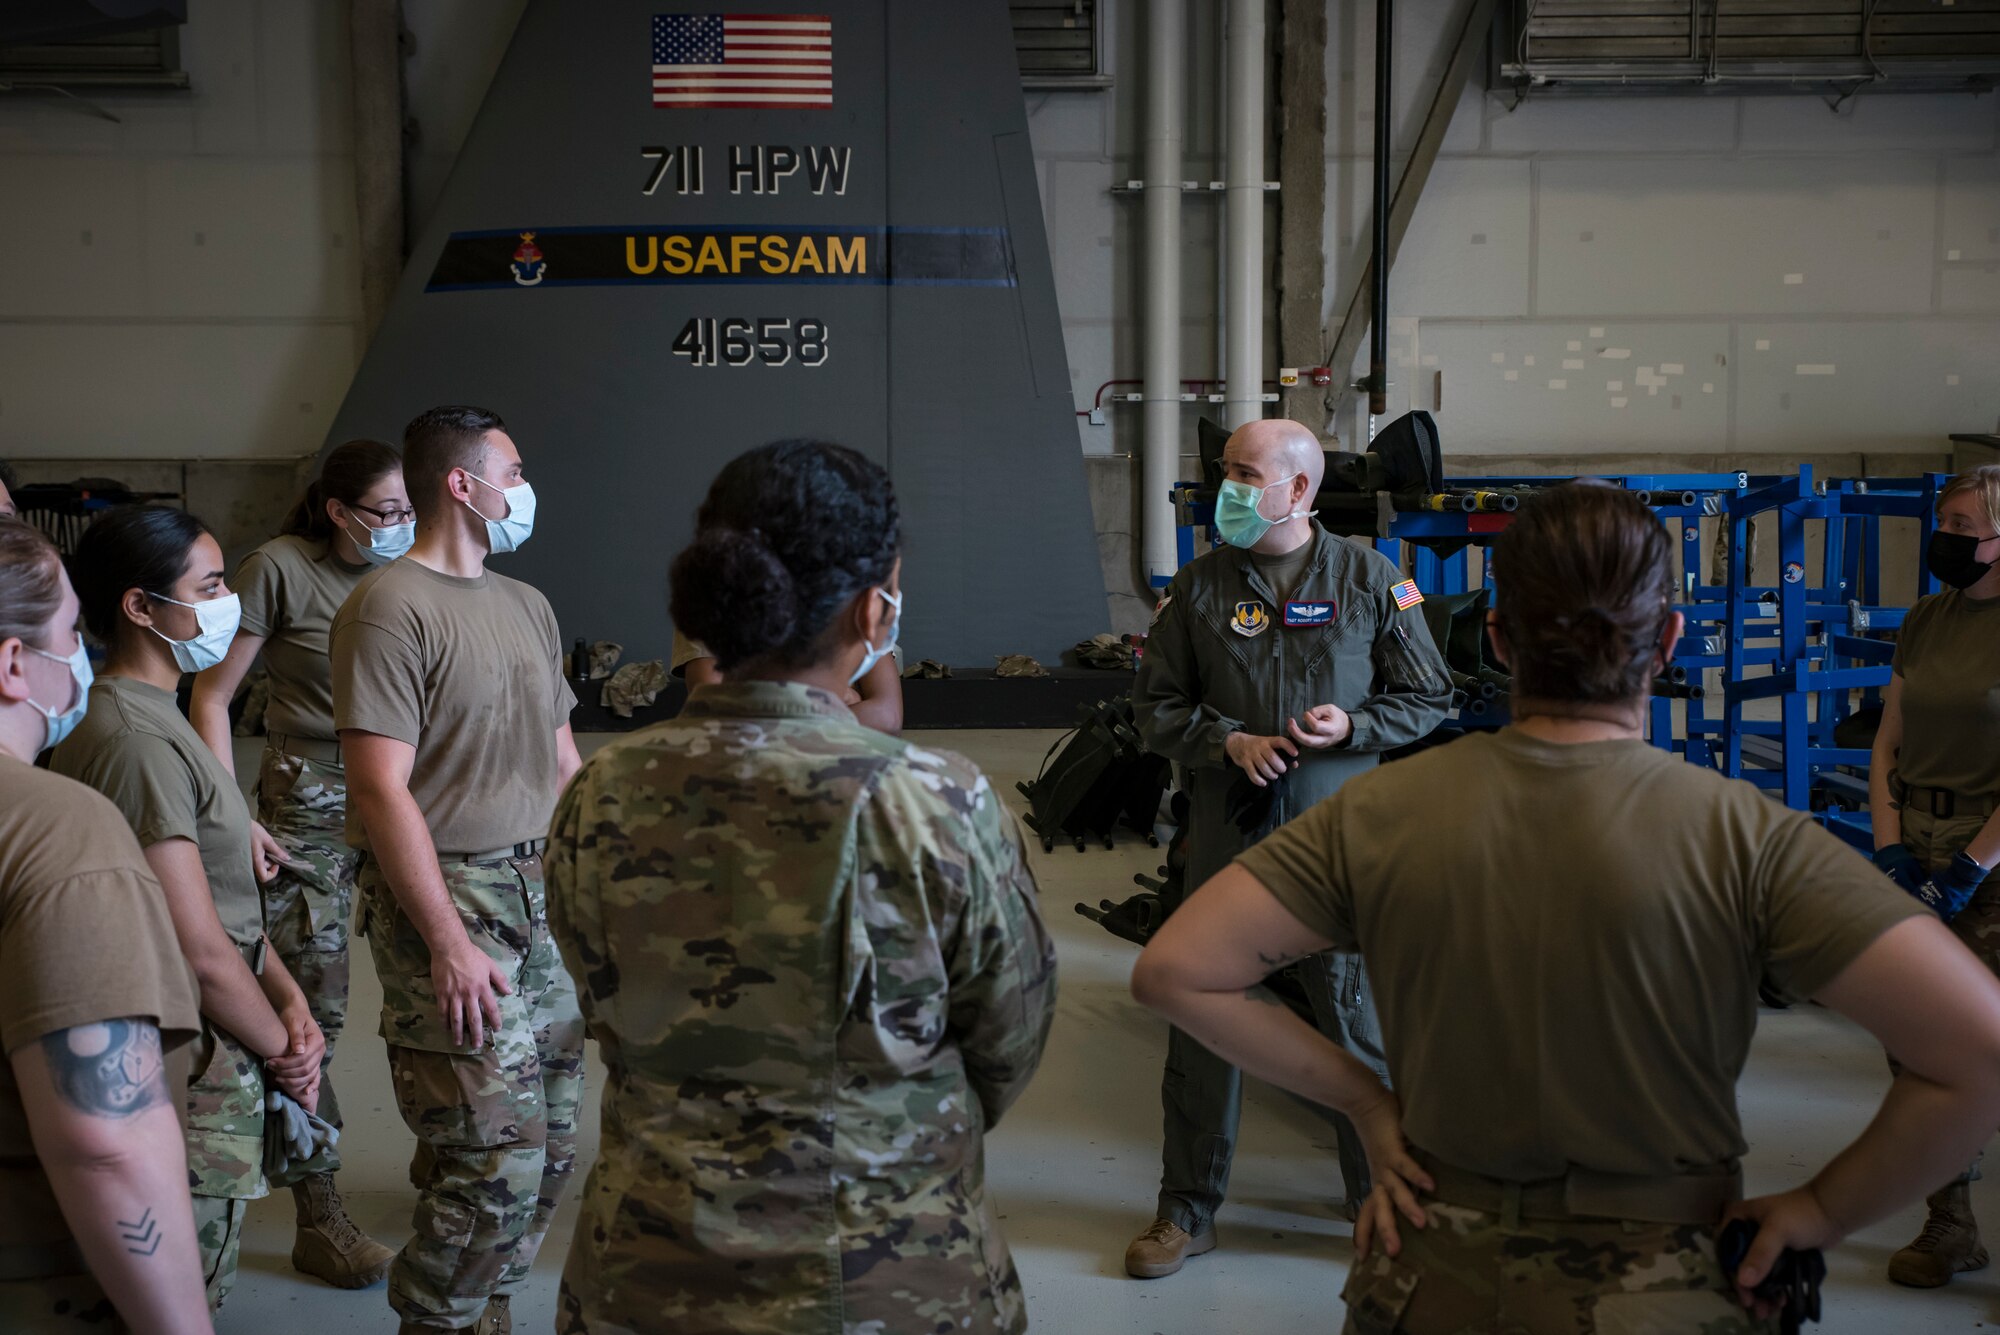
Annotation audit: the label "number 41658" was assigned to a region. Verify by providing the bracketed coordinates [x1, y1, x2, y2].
[671, 317, 828, 368]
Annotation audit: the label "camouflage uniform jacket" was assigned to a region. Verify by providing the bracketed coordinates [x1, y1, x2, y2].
[546, 681, 1058, 1335]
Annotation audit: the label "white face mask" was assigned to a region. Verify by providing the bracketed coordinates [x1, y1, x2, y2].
[25, 639, 92, 752]
[465, 473, 537, 554]
[850, 589, 903, 686]
[345, 515, 415, 565]
[149, 592, 241, 674]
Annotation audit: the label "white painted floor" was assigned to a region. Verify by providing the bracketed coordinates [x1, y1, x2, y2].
[217, 730, 2000, 1333]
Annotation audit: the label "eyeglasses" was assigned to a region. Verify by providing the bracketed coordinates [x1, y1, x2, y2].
[349, 502, 416, 526]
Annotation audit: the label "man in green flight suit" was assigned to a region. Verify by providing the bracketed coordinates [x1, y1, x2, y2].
[1124, 417, 1452, 1278]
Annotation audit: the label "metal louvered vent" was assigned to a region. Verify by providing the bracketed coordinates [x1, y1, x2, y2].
[0, 25, 186, 88]
[1012, 1, 1108, 90]
[1499, 1, 2000, 96]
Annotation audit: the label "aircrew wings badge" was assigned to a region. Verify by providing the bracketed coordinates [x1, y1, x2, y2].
[1230, 600, 1270, 637]
[1392, 580, 1424, 610]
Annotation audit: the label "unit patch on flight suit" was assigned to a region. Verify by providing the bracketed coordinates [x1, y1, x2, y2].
[1284, 601, 1336, 628]
[1230, 600, 1271, 637]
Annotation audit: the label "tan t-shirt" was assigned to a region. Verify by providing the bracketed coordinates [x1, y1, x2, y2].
[0, 755, 201, 1264]
[50, 677, 265, 951]
[670, 629, 711, 679]
[331, 558, 577, 853]
[1892, 589, 2000, 799]
[236, 534, 372, 741]
[1236, 729, 1922, 1182]
[1251, 541, 1316, 606]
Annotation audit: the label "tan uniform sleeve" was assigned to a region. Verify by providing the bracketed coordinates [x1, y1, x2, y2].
[332, 618, 426, 744]
[670, 630, 712, 679]
[1231, 792, 1360, 951]
[74, 733, 202, 850]
[1759, 818, 1927, 1003]
[0, 866, 199, 1056]
[233, 547, 283, 639]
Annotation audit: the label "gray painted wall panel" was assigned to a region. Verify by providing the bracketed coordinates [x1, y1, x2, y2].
[1535, 157, 1938, 317]
[322, 0, 1105, 667]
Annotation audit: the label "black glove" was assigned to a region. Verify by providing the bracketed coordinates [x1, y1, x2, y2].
[1224, 771, 1284, 836]
[1717, 1218, 1825, 1335]
[1871, 844, 1923, 895]
[1913, 851, 1989, 923]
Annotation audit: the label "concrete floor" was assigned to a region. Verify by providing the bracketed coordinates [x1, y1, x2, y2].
[217, 730, 2000, 1333]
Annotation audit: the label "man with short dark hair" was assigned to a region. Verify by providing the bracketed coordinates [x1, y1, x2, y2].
[332, 405, 583, 1335]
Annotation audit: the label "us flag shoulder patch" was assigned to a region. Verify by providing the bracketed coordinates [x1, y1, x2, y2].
[1392, 580, 1424, 610]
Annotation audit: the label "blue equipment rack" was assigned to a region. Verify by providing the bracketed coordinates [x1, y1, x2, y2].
[1169, 467, 1945, 847]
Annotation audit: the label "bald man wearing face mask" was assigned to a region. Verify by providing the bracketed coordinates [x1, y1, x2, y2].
[1123, 418, 1452, 1278]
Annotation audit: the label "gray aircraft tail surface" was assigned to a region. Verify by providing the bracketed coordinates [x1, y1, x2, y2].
[323, 0, 1107, 667]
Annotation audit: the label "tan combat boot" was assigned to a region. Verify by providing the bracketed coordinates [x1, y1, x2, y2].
[475, 1294, 512, 1334]
[1889, 1180, 1989, 1287]
[291, 1172, 396, 1288]
[1123, 1218, 1217, 1279]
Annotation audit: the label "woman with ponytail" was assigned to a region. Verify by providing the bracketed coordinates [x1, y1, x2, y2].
[185, 440, 406, 1290]
[545, 439, 1057, 1335]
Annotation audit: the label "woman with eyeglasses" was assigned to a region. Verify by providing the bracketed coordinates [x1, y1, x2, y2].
[186, 440, 408, 1291]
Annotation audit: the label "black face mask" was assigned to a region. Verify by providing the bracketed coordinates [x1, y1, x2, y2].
[1928, 531, 1997, 591]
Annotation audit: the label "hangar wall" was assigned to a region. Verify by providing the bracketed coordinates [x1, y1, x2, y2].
[1, 1, 1994, 634]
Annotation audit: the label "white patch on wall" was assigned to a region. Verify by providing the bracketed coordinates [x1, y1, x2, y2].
[1947, 374, 1961, 385]
[1504, 369, 1519, 381]
[1703, 383, 1715, 393]
[1755, 339, 1772, 351]
[1548, 379, 1568, 390]
[1611, 397, 1629, 408]
[1607, 380, 1624, 392]
[1796, 364, 1837, 376]
[1567, 340, 1583, 352]
[1589, 327, 1606, 337]
[1491, 352, 1505, 364]
[1563, 359, 1585, 370]
[1601, 347, 1633, 360]
[1783, 273, 1805, 285]
[1524, 355, 1536, 366]
[1661, 363, 1685, 375]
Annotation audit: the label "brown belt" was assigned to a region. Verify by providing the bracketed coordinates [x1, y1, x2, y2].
[0, 1239, 86, 1283]
[1890, 774, 1999, 822]
[1411, 1148, 1741, 1227]
[267, 732, 343, 764]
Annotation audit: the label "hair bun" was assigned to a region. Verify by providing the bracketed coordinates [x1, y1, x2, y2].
[669, 525, 800, 665]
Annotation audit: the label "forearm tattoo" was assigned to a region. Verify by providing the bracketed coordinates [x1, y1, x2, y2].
[39, 1019, 168, 1118]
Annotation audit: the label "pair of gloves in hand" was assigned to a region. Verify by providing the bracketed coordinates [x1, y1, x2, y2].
[264, 1088, 340, 1187]
[1874, 844, 1990, 922]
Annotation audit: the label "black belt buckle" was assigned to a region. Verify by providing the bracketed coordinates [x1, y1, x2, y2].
[1717, 1218, 1825, 1335]
[1933, 788, 1957, 819]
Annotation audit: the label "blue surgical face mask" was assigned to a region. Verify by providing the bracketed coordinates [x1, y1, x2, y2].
[25, 638, 92, 752]
[467, 473, 536, 554]
[149, 592, 241, 674]
[850, 589, 903, 686]
[346, 515, 415, 566]
[1214, 473, 1307, 549]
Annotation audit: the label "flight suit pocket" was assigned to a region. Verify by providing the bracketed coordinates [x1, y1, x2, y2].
[1341, 1251, 1419, 1334]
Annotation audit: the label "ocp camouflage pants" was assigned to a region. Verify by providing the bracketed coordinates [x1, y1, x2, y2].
[1340, 1199, 1776, 1335]
[0, 1270, 123, 1333]
[256, 747, 362, 1170]
[361, 852, 585, 1331]
[193, 1195, 247, 1312]
[1894, 805, 2000, 1191]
